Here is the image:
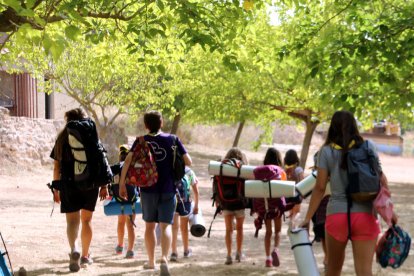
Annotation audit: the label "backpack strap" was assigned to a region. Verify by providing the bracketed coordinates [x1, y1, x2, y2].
[207, 206, 222, 238]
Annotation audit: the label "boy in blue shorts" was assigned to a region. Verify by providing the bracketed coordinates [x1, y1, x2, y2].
[170, 167, 200, 261]
[119, 110, 192, 276]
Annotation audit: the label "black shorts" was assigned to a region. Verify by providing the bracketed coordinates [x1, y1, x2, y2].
[60, 182, 99, 213]
[175, 201, 192, 217]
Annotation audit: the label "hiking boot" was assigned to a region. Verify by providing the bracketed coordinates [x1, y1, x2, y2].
[235, 252, 245, 262]
[271, 249, 280, 267]
[183, 249, 192, 258]
[68, 250, 80, 272]
[80, 255, 93, 267]
[225, 255, 232, 265]
[125, 250, 134, 259]
[115, 245, 123, 254]
[170, 252, 178, 262]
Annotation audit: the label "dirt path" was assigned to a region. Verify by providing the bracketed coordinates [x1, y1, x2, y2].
[0, 146, 413, 276]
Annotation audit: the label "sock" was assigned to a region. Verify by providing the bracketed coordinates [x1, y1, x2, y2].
[266, 256, 272, 261]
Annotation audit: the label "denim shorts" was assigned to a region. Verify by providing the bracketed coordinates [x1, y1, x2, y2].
[140, 192, 176, 224]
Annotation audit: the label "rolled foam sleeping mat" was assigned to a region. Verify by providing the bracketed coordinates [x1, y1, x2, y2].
[288, 227, 320, 276]
[244, 180, 296, 198]
[208, 161, 256, 179]
[189, 206, 206, 237]
[103, 197, 142, 216]
[296, 171, 317, 198]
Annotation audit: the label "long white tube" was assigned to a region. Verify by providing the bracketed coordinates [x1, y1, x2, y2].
[208, 161, 256, 179]
[288, 227, 320, 276]
[245, 180, 296, 198]
[296, 171, 317, 198]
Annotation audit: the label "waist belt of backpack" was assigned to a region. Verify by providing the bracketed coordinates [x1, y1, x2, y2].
[207, 206, 222, 238]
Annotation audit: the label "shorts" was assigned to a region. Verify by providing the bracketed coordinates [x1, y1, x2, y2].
[140, 192, 176, 224]
[176, 201, 192, 217]
[222, 209, 245, 218]
[60, 183, 99, 213]
[325, 213, 380, 242]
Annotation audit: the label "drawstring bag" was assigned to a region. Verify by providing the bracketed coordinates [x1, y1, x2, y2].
[376, 225, 411, 269]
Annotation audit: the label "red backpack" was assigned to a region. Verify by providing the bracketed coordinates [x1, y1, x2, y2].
[126, 136, 158, 187]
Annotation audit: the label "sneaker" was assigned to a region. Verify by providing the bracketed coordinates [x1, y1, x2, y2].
[170, 252, 178, 262]
[125, 250, 134, 259]
[225, 255, 232, 265]
[235, 252, 245, 262]
[183, 249, 192, 258]
[265, 259, 272, 268]
[115, 245, 123, 254]
[68, 250, 80, 272]
[271, 249, 280, 267]
[80, 255, 93, 266]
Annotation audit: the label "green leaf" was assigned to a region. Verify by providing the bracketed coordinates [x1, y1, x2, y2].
[65, 26, 81, 41]
[18, 8, 35, 17]
[157, 64, 166, 75]
[3, 0, 21, 11]
[26, 0, 36, 9]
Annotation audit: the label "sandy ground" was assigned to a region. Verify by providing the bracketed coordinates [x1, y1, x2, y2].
[0, 145, 413, 276]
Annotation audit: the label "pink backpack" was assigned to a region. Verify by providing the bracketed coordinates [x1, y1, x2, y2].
[373, 185, 394, 226]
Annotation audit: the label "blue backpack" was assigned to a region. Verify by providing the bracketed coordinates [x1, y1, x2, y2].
[376, 225, 411, 269]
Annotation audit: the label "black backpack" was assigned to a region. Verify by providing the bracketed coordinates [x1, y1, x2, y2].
[172, 135, 185, 181]
[66, 118, 112, 191]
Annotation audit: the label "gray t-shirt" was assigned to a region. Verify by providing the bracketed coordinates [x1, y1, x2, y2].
[318, 140, 381, 215]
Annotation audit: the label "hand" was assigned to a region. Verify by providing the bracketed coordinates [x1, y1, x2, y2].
[298, 219, 310, 230]
[53, 190, 61, 203]
[119, 184, 128, 201]
[193, 205, 199, 215]
[391, 212, 398, 225]
[99, 186, 108, 200]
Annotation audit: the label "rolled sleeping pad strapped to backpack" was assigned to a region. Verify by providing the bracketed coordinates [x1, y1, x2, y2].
[103, 197, 142, 216]
[288, 227, 320, 276]
[188, 202, 206, 237]
[296, 171, 317, 198]
[244, 180, 296, 198]
[208, 160, 256, 180]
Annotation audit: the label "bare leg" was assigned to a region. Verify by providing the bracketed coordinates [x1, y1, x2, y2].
[224, 214, 235, 257]
[180, 216, 190, 253]
[126, 214, 136, 251]
[159, 222, 172, 263]
[171, 213, 180, 254]
[264, 219, 272, 257]
[117, 215, 126, 248]
[273, 216, 281, 248]
[351, 239, 377, 276]
[144, 222, 156, 267]
[66, 211, 80, 251]
[80, 209, 93, 257]
[235, 216, 245, 254]
[321, 238, 328, 266]
[326, 232, 347, 276]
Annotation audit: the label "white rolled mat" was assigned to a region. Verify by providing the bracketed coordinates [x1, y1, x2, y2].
[208, 161, 256, 179]
[296, 171, 317, 198]
[288, 228, 320, 276]
[244, 180, 296, 198]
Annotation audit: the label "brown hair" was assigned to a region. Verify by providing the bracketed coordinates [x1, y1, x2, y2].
[224, 147, 248, 164]
[54, 108, 86, 160]
[263, 147, 283, 166]
[144, 110, 162, 133]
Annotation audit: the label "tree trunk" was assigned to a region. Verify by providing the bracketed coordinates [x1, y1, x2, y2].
[232, 121, 245, 148]
[170, 113, 181, 134]
[300, 119, 319, 169]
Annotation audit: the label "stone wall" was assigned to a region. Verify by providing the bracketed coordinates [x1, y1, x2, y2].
[0, 107, 127, 170]
[0, 106, 63, 168]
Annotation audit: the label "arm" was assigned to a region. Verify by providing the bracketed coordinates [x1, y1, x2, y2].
[52, 160, 61, 203]
[183, 153, 192, 166]
[300, 167, 329, 228]
[119, 152, 133, 200]
[191, 183, 200, 214]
